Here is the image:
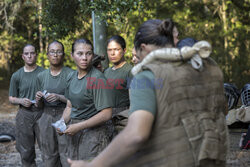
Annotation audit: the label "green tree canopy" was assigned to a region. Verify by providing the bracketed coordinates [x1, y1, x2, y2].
[0, 0, 249, 87]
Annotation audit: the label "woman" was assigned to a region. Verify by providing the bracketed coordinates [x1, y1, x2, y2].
[173, 23, 179, 46]
[36, 40, 73, 167]
[60, 38, 114, 160]
[104, 35, 133, 135]
[68, 18, 228, 167]
[9, 44, 44, 167]
[131, 47, 139, 65]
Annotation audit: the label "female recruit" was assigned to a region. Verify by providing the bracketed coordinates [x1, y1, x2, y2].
[60, 38, 114, 160]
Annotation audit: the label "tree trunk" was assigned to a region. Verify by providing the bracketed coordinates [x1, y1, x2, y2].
[221, 0, 228, 50]
[220, 0, 231, 78]
[45, 35, 49, 52]
[92, 12, 109, 69]
[38, 0, 44, 67]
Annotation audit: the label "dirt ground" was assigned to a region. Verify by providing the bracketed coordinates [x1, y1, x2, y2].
[0, 88, 250, 167]
[0, 88, 43, 167]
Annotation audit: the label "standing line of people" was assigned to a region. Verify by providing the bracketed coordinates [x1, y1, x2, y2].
[68, 18, 228, 167]
[9, 35, 135, 166]
[9, 17, 229, 167]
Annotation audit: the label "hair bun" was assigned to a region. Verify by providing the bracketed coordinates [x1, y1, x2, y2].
[158, 18, 174, 37]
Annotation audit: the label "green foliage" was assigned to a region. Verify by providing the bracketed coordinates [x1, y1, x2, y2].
[85, 0, 142, 23]
[0, 0, 249, 88]
[0, 0, 21, 32]
[0, 30, 27, 71]
[139, 0, 249, 87]
[59, 33, 77, 70]
[37, 52, 49, 68]
[42, 0, 80, 38]
[42, 0, 142, 38]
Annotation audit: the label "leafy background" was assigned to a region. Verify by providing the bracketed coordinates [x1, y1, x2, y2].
[0, 0, 249, 88]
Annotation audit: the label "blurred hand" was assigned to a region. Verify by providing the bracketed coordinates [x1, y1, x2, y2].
[21, 98, 32, 107]
[64, 123, 82, 136]
[68, 159, 90, 167]
[56, 128, 64, 136]
[45, 93, 59, 103]
[35, 91, 44, 102]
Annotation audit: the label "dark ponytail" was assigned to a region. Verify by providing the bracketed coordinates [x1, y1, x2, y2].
[158, 18, 174, 43]
[134, 18, 175, 50]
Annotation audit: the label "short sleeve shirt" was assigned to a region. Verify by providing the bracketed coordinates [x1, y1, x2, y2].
[36, 66, 74, 107]
[104, 63, 133, 108]
[129, 70, 157, 116]
[65, 67, 114, 120]
[9, 66, 44, 100]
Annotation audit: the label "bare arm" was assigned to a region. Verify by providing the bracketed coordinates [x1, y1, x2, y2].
[57, 94, 67, 103]
[62, 100, 72, 124]
[64, 107, 112, 136]
[45, 93, 67, 103]
[68, 110, 154, 167]
[9, 96, 32, 108]
[9, 96, 23, 105]
[35, 91, 44, 108]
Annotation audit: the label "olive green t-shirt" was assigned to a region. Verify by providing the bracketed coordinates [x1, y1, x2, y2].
[36, 66, 74, 107]
[104, 62, 133, 108]
[129, 70, 158, 116]
[9, 66, 44, 100]
[65, 67, 114, 120]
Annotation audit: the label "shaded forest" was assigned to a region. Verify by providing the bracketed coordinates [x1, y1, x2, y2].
[0, 0, 249, 88]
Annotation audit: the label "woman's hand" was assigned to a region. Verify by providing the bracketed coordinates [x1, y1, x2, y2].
[45, 93, 59, 102]
[68, 159, 91, 167]
[35, 91, 44, 102]
[21, 98, 32, 107]
[64, 123, 82, 136]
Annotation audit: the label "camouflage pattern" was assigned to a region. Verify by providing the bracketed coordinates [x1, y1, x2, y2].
[112, 107, 129, 137]
[67, 119, 113, 161]
[38, 106, 68, 167]
[15, 106, 42, 167]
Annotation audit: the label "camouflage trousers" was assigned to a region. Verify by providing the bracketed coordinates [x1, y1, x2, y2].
[199, 159, 225, 167]
[15, 106, 42, 167]
[38, 106, 68, 167]
[112, 106, 129, 138]
[67, 119, 113, 161]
